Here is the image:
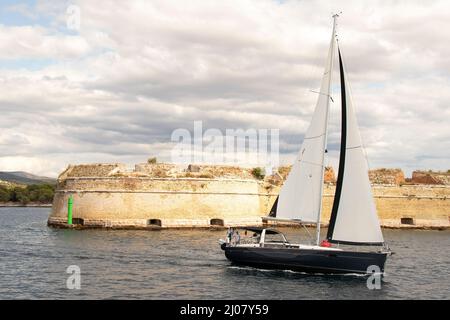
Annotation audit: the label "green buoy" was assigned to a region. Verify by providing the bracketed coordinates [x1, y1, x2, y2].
[68, 195, 73, 225]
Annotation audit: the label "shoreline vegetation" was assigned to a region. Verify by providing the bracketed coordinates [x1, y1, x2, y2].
[0, 183, 55, 206]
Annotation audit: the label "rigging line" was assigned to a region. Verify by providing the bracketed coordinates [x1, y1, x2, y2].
[346, 145, 362, 150]
[303, 132, 326, 140]
[286, 53, 323, 155]
[301, 37, 328, 111]
[302, 222, 314, 244]
[333, 12, 341, 42]
[309, 90, 334, 102]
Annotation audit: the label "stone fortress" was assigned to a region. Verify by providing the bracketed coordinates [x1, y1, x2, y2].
[47, 163, 450, 230]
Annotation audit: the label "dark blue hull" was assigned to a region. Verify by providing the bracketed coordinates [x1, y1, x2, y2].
[223, 246, 387, 274]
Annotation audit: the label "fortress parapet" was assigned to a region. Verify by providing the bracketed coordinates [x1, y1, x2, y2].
[48, 163, 450, 229]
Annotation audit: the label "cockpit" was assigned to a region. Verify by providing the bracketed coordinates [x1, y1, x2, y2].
[224, 227, 289, 248]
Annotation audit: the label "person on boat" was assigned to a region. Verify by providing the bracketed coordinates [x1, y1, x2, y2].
[252, 232, 260, 243]
[233, 231, 240, 245]
[226, 227, 233, 243]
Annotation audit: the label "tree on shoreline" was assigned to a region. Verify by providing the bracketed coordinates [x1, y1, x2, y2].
[0, 184, 55, 204]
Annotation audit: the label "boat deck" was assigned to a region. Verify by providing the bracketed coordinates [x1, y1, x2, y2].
[232, 242, 343, 251]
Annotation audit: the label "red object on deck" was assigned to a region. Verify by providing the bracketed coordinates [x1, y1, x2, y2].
[320, 240, 332, 247]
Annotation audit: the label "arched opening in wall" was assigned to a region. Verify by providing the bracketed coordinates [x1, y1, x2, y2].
[147, 219, 162, 227]
[72, 218, 84, 225]
[400, 217, 414, 225]
[210, 218, 224, 226]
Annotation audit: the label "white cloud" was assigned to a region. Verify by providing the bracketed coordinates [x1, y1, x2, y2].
[0, 0, 449, 177]
[0, 25, 90, 60]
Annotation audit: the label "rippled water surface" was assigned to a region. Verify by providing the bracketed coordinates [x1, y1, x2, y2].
[0, 207, 449, 299]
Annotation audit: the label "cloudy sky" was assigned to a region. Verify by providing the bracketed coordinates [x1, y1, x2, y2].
[0, 0, 449, 177]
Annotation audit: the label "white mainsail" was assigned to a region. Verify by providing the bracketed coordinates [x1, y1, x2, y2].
[270, 16, 384, 246]
[327, 49, 384, 245]
[272, 21, 336, 223]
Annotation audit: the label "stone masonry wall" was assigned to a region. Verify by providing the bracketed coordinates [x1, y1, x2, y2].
[49, 177, 263, 228]
[261, 184, 450, 229]
[48, 163, 450, 229]
[411, 171, 450, 185]
[369, 168, 405, 185]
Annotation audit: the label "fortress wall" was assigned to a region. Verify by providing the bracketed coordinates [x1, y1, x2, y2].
[369, 168, 405, 185]
[411, 171, 450, 185]
[49, 176, 450, 229]
[49, 177, 263, 228]
[61, 163, 127, 178]
[48, 163, 450, 230]
[261, 184, 450, 229]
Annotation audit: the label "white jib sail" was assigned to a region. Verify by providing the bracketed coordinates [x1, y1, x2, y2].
[274, 27, 336, 223]
[330, 53, 384, 244]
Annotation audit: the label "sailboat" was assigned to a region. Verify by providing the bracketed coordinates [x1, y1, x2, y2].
[220, 15, 391, 274]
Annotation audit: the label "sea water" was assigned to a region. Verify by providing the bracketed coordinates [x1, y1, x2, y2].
[0, 207, 448, 299]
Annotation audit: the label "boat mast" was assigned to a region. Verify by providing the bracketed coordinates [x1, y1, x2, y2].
[315, 13, 338, 246]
